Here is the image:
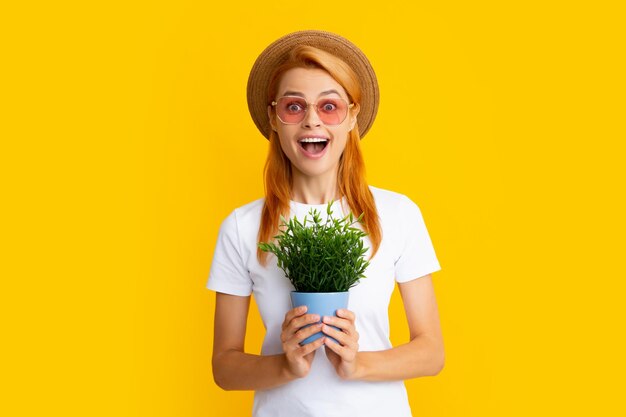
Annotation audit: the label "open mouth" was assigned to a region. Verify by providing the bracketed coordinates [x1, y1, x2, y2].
[298, 137, 329, 155]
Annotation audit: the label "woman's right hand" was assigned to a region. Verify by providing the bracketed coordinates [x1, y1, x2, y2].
[281, 305, 326, 379]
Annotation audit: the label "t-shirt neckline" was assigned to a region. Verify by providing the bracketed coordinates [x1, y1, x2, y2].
[289, 196, 346, 209]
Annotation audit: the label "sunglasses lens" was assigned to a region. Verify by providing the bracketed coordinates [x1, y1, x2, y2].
[275, 97, 349, 125]
[275, 97, 307, 123]
[316, 98, 348, 125]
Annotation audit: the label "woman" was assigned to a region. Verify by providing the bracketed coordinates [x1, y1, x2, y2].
[207, 30, 444, 417]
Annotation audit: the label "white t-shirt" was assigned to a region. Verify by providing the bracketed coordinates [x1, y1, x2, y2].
[207, 186, 441, 417]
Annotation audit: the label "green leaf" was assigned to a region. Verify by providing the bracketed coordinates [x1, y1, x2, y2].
[257, 203, 371, 292]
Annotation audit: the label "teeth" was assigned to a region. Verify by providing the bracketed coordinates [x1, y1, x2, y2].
[299, 138, 329, 143]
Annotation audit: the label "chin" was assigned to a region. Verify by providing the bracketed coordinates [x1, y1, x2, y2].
[292, 159, 337, 178]
[294, 165, 331, 178]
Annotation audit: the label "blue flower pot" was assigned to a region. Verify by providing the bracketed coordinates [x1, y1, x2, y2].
[290, 291, 349, 345]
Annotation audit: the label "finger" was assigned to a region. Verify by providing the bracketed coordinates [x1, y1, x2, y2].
[323, 335, 346, 355]
[321, 324, 352, 346]
[336, 308, 356, 322]
[282, 305, 307, 330]
[298, 335, 325, 356]
[282, 313, 322, 344]
[322, 316, 356, 335]
[324, 335, 358, 360]
[325, 324, 359, 351]
[293, 322, 324, 345]
[294, 313, 322, 328]
[326, 309, 356, 328]
[285, 313, 321, 337]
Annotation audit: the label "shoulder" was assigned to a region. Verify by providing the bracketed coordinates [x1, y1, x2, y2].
[232, 196, 265, 220]
[218, 197, 265, 237]
[368, 185, 420, 215]
[368, 185, 428, 237]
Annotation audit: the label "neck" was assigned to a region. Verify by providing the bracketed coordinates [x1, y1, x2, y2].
[290, 168, 342, 205]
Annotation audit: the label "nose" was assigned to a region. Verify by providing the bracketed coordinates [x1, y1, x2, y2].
[302, 103, 322, 128]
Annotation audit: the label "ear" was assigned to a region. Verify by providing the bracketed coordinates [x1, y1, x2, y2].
[349, 103, 360, 131]
[267, 105, 277, 131]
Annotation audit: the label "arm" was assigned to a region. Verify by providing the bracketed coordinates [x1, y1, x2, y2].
[322, 274, 444, 381]
[211, 292, 325, 391]
[356, 274, 445, 380]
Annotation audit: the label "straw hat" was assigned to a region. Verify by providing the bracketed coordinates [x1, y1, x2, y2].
[247, 30, 379, 140]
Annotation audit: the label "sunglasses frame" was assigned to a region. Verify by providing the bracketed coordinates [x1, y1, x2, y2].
[271, 95, 355, 125]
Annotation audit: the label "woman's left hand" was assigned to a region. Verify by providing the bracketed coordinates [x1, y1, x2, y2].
[322, 308, 361, 380]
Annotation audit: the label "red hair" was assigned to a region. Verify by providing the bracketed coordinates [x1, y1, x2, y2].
[257, 45, 382, 265]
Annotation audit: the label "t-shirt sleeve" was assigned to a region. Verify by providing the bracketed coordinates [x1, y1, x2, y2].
[394, 196, 442, 283]
[206, 210, 253, 296]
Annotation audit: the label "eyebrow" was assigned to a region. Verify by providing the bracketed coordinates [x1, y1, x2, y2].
[281, 89, 343, 98]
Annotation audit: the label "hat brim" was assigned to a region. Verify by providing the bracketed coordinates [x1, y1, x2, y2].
[247, 30, 379, 140]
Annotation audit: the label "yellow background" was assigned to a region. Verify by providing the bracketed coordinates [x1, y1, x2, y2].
[2, 1, 624, 416]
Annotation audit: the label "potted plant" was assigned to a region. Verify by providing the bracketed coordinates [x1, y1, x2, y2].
[258, 202, 370, 345]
